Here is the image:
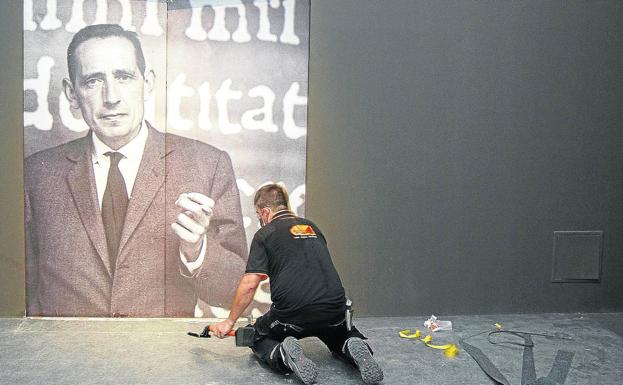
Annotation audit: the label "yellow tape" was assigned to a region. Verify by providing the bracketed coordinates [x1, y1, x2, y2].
[443, 344, 460, 358]
[399, 329, 421, 339]
[399, 321, 502, 358]
[425, 342, 452, 350]
[398, 328, 459, 358]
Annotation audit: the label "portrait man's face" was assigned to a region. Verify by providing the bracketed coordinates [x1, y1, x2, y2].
[64, 36, 153, 148]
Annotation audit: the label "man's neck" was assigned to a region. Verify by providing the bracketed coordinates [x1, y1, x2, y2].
[91, 122, 148, 156]
[269, 209, 296, 223]
[94, 125, 142, 150]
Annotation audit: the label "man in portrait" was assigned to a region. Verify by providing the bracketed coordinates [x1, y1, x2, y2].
[24, 24, 247, 317]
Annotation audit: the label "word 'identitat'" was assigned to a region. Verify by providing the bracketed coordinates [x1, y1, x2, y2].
[25, 57, 307, 139]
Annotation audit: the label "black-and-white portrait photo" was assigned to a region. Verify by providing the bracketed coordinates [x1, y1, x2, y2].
[23, 0, 309, 317]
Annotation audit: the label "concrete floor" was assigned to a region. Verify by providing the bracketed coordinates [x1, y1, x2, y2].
[0, 313, 622, 384]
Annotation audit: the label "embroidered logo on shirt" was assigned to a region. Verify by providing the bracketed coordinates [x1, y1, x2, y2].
[290, 225, 317, 238]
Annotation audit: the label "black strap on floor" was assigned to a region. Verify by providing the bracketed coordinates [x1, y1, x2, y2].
[521, 334, 536, 385]
[461, 341, 511, 385]
[540, 350, 574, 385]
[461, 330, 574, 385]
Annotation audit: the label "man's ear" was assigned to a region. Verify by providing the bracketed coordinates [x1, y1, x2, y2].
[62, 78, 80, 109]
[143, 69, 155, 100]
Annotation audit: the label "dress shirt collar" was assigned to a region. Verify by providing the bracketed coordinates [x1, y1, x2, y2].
[91, 122, 148, 165]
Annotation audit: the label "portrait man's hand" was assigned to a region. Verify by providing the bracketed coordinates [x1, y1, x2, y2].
[172, 192, 214, 261]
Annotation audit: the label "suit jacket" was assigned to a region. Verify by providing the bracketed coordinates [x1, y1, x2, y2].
[24, 125, 248, 317]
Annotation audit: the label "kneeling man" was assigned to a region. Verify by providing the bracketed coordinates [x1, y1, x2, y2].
[213, 184, 383, 385]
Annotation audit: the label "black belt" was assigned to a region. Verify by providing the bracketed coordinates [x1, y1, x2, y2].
[461, 330, 574, 385]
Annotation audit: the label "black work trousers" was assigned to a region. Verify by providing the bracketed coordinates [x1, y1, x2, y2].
[251, 311, 367, 373]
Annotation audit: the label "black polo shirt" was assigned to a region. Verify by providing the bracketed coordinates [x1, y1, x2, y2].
[245, 211, 346, 324]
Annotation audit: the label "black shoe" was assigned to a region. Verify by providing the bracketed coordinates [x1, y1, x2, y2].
[345, 337, 384, 384]
[280, 337, 318, 385]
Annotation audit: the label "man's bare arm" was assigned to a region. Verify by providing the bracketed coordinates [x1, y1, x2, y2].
[213, 273, 266, 338]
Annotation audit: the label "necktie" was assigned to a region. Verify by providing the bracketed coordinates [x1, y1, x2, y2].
[102, 151, 128, 274]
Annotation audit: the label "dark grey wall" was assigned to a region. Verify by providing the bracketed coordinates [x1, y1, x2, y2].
[2, 0, 623, 316]
[306, 0, 623, 316]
